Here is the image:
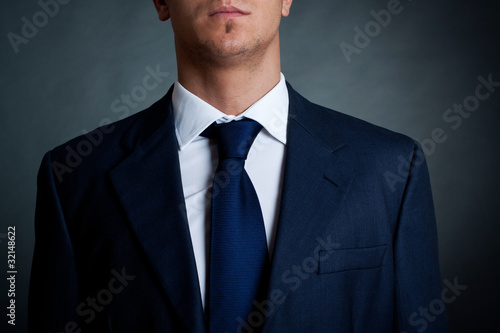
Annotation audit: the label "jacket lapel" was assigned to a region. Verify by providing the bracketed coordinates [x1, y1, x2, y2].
[109, 88, 205, 333]
[264, 85, 353, 325]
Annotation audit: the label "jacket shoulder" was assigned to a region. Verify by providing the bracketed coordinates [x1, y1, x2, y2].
[319, 103, 414, 149]
[289, 85, 417, 156]
[47, 89, 172, 184]
[287, 85, 424, 194]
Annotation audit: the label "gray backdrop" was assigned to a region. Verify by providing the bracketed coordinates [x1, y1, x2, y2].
[1, 0, 499, 332]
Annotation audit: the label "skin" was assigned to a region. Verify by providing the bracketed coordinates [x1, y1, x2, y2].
[152, 0, 293, 115]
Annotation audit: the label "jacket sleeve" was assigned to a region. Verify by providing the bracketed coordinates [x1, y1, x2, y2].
[393, 142, 449, 332]
[28, 151, 80, 332]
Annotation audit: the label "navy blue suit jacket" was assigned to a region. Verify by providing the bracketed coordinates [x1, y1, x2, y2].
[29, 84, 448, 332]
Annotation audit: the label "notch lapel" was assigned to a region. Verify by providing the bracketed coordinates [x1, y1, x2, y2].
[109, 91, 205, 333]
[264, 86, 353, 327]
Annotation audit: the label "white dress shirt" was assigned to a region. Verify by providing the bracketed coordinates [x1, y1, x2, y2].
[172, 73, 289, 308]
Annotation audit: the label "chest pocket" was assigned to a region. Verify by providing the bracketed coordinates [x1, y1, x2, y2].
[318, 245, 387, 274]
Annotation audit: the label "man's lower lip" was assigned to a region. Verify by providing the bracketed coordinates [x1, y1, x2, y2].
[210, 12, 248, 18]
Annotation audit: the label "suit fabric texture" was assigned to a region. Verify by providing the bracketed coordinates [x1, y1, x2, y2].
[29, 83, 448, 332]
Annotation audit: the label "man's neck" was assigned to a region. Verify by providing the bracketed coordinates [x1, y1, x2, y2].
[175, 41, 282, 116]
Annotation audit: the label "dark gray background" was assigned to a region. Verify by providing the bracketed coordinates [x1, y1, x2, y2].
[1, 0, 499, 332]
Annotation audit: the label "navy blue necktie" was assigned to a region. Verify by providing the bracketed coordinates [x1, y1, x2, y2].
[204, 119, 269, 333]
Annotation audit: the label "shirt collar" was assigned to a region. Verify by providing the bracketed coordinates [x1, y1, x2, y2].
[172, 73, 289, 150]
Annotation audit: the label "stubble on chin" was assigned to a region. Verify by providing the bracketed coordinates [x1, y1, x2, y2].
[195, 40, 248, 67]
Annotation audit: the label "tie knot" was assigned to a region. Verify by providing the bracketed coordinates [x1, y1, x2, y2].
[203, 119, 263, 160]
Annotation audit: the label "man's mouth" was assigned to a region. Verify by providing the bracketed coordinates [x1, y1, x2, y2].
[208, 6, 250, 18]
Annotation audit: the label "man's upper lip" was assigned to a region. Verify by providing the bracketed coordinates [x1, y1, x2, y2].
[208, 6, 250, 16]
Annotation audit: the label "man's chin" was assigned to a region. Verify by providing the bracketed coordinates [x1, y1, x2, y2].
[198, 39, 252, 62]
